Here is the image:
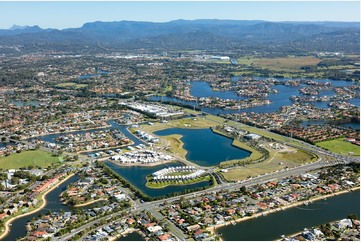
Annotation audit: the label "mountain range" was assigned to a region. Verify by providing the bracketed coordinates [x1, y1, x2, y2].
[0, 19, 359, 54]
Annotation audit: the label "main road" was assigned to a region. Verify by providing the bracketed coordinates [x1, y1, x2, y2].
[55, 155, 357, 241]
[55, 112, 359, 241]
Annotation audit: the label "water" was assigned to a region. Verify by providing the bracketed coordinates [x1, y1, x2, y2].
[8, 100, 40, 107]
[301, 120, 327, 127]
[148, 78, 360, 114]
[34, 121, 145, 155]
[191, 81, 246, 100]
[105, 161, 210, 198]
[338, 122, 360, 130]
[2, 175, 79, 241]
[79, 70, 109, 80]
[218, 190, 360, 241]
[301, 120, 360, 130]
[116, 232, 145, 241]
[154, 128, 251, 167]
[349, 98, 360, 107]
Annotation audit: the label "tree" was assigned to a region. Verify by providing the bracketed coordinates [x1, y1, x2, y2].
[347, 214, 358, 220]
[240, 186, 247, 194]
[11, 177, 20, 185]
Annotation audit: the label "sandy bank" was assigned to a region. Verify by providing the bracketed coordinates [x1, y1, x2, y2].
[0, 173, 75, 240]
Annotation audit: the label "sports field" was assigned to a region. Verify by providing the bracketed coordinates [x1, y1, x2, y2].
[316, 138, 360, 156]
[0, 150, 62, 169]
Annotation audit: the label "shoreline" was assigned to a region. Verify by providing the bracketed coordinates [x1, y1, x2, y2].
[207, 187, 360, 238]
[24, 124, 113, 140]
[77, 141, 135, 154]
[146, 176, 211, 189]
[73, 198, 108, 208]
[109, 228, 138, 241]
[107, 159, 174, 167]
[0, 173, 75, 240]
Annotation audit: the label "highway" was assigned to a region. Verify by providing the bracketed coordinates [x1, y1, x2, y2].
[5, 115, 359, 241]
[55, 154, 357, 241]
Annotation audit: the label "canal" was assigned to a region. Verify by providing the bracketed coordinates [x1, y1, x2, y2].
[33, 120, 145, 156]
[2, 175, 79, 241]
[116, 231, 145, 241]
[148, 77, 360, 115]
[217, 190, 360, 241]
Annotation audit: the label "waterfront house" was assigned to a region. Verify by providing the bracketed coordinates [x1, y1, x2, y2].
[158, 233, 171, 241]
[335, 219, 353, 229]
[0, 213, 7, 220]
[187, 224, 201, 232]
[147, 225, 163, 233]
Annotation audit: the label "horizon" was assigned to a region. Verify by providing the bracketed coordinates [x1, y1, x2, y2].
[4, 18, 361, 30]
[0, 1, 360, 29]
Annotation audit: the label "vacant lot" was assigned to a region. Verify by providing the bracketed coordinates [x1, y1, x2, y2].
[56, 82, 88, 89]
[163, 134, 187, 160]
[316, 138, 360, 156]
[222, 149, 316, 181]
[237, 56, 321, 71]
[142, 117, 218, 133]
[0, 150, 62, 169]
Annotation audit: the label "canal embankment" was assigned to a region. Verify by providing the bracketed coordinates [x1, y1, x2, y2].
[0, 173, 75, 240]
[214, 187, 360, 241]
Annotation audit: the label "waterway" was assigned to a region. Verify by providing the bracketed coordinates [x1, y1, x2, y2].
[116, 232, 145, 241]
[217, 190, 360, 241]
[148, 78, 360, 115]
[7, 100, 40, 107]
[191, 81, 246, 100]
[104, 161, 210, 198]
[301, 120, 360, 130]
[33, 120, 145, 156]
[2, 175, 79, 241]
[154, 128, 251, 167]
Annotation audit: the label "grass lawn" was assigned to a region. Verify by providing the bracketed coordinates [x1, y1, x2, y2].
[222, 149, 317, 181]
[224, 119, 311, 149]
[0, 150, 62, 169]
[236, 56, 321, 72]
[316, 138, 360, 156]
[210, 129, 264, 167]
[141, 117, 218, 133]
[163, 134, 187, 160]
[56, 82, 88, 89]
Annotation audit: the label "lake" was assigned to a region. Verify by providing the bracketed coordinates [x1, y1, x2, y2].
[154, 128, 251, 167]
[218, 190, 360, 241]
[105, 161, 210, 198]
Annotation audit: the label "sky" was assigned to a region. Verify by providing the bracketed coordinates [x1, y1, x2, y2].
[0, 1, 359, 29]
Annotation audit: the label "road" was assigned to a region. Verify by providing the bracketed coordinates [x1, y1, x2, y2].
[7, 114, 358, 240]
[55, 154, 358, 241]
[147, 209, 187, 241]
[53, 112, 360, 240]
